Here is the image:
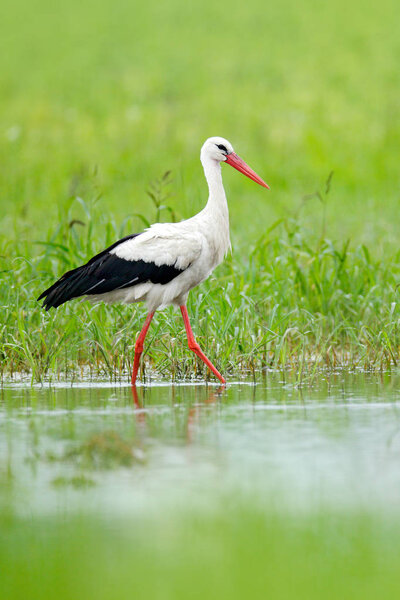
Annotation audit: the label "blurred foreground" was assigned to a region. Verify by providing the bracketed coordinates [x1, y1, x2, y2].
[2, 374, 400, 598]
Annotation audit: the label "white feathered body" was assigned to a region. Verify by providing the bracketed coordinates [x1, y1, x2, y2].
[38, 140, 234, 314]
[90, 202, 230, 311]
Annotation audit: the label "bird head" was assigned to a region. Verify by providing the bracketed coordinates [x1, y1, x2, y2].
[201, 136, 269, 189]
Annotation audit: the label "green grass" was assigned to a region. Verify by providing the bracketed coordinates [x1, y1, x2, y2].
[1, 0, 400, 380]
[2, 509, 400, 600]
[2, 194, 400, 380]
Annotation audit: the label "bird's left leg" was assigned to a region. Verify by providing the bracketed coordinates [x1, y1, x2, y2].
[180, 306, 226, 384]
[131, 312, 155, 385]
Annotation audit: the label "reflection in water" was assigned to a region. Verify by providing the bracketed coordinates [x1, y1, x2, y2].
[131, 384, 226, 443]
[185, 384, 226, 444]
[1, 373, 400, 517]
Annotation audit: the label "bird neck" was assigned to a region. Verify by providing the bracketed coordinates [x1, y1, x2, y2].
[202, 156, 228, 219]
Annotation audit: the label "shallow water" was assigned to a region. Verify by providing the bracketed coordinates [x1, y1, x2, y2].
[2, 372, 400, 517]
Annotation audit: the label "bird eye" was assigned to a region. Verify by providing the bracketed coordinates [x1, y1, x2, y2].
[216, 144, 228, 153]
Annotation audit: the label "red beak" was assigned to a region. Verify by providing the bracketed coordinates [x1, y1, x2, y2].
[225, 153, 270, 189]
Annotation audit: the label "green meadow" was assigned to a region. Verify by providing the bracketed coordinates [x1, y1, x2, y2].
[1, 0, 400, 380]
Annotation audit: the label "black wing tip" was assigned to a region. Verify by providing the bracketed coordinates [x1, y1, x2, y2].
[37, 286, 58, 309]
[38, 290, 72, 310]
[37, 283, 71, 310]
[35, 234, 142, 312]
[37, 294, 55, 310]
[37, 290, 51, 310]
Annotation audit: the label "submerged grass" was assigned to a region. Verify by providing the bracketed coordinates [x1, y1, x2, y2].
[62, 430, 144, 470]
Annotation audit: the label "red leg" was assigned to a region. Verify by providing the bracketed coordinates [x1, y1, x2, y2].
[180, 306, 226, 384]
[131, 312, 155, 385]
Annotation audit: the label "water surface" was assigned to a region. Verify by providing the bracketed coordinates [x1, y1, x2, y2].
[2, 372, 400, 518]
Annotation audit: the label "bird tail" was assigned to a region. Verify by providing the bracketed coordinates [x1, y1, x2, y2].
[37, 266, 88, 310]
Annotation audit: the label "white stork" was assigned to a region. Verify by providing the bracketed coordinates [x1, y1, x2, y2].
[38, 137, 269, 384]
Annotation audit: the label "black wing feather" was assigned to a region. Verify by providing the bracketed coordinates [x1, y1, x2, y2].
[37, 233, 185, 310]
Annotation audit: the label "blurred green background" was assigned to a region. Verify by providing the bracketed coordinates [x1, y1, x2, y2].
[1, 0, 399, 250]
